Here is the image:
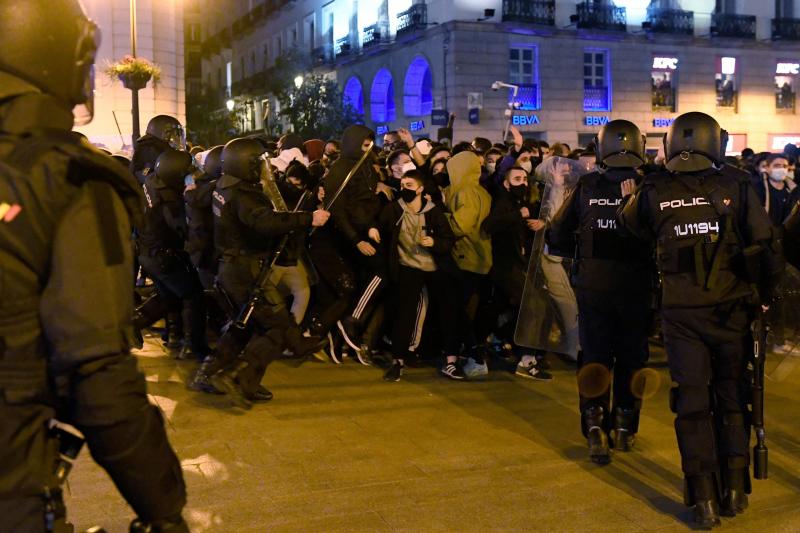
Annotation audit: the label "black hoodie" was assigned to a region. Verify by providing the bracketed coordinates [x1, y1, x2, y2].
[322, 125, 380, 245]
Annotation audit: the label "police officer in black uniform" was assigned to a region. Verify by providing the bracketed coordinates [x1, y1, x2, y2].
[549, 120, 653, 465]
[131, 114, 186, 184]
[207, 138, 330, 408]
[137, 149, 209, 361]
[186, 144, 223, 289]
[0, 1, 187, 530]
[618, 112, 783, 528]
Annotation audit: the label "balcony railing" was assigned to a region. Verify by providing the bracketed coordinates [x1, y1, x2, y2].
[362, 23, 384, 48]
[584, 86, 610, 112]
[772, 17, 800, 40]
[575, 2, 626, 32]
[711, 12, 756, 39]
[397, 3, 427, 35]
[312, 45, 334, 65]
[335, 36, 353, 58]
[645, 7, 694, 35]
[502, 0, 555, 26]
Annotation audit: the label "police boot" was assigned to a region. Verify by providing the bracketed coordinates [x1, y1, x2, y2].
[688, 475, 721, 529]
[583, 406, 611, 465]
[612, 406, 638, 452]
[285, 328, 328, 359]
[130, 516, 189, 532]
[188, 355, 222, 394]
[209, 361, 253, 410]
[164, 313, 182, 350]
[720, 468, 749, 517]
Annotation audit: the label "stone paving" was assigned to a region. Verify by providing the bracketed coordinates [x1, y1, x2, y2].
[64, 334, 800, 532]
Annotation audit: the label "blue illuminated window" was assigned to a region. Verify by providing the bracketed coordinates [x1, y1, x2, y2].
[583, 49, 611, 112]
[371, 68, 396, 123]
[403, 56, 433, 117]
[509, 45, 540, 110]
[343, 76, 364, 115]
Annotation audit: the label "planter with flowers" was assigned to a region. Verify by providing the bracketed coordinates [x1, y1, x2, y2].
[105, 55, 161, 91]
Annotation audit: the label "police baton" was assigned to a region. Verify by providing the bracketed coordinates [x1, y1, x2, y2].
[751, 308, 769, 479]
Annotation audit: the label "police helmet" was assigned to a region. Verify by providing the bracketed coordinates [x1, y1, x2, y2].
[155, 149, 193, 190]
[0, 0, 100, 125]
[664, 112, 725, 173]
[203, 145, 224, 179]
[595, 120, 645, 168]
[146, 115, 186, 150]
[222, 138, 266, 182]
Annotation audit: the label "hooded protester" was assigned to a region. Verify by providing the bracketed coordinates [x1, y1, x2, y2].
[444, 151, 493, 379]
[306, 125, 383, 364]
[304, 138, 325, 163]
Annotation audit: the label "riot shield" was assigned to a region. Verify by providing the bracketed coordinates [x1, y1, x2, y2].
[767, 263, 800, 382]
[514, 157, 589, 358]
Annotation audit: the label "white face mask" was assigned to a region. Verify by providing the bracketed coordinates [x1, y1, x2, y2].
[400, 161, 417, 175]
[485, 162, 496, 174]
[519, 160, 532, 174]
[769, 168, 788, 182]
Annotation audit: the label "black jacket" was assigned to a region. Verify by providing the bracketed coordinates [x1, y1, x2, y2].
[130, 134, 171, 185]
[138, 174, 186, 254]
[482, 186, 537, 273]
[377, 199, 457, 280]
[323, 125, 381, 245]
[185, 174, 217, 270]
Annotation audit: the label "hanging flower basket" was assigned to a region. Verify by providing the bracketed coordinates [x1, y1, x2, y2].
[105, 55, 161, 90]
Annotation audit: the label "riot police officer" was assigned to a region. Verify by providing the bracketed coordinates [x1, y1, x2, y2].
[137, 149, 209, 361]
[618, 112, 783, 528]
[0, 1, 187, 530]
[207, 138, 329, 408]
[549, 120, 653, 465]
[186, 144, 223, 289]
[131, 114, 186, 184]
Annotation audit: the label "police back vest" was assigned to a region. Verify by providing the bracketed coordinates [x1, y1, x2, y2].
[573, 170, 652, 292]
[138, 175, 186, 254]
[0, 129, 141, 409]
[185, 176, 217, 268]
[646, 169, 751, 308]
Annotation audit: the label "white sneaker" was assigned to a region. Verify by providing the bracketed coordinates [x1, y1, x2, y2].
[463, 357, 489, 379]
[771, 343, 796, 355]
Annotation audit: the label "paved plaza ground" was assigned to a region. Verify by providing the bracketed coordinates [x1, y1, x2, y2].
[64, 335, 800, 532]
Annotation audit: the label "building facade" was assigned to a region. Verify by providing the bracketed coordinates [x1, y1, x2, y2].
[199, 0, 800, 152]
[75, 0, 186, 152]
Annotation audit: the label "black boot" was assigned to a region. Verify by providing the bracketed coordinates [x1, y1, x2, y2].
[209, 361, 253, 410]
[688, 475, 721, 529]
[189, 355, 222, 394]
[612, 406, 638, 452]
[720, 468, 749, 517]
[583, 405, 611, 465]
[164, 313, 182, 350]
[247, 385, 273, 402]
[285, 329, 328, 359]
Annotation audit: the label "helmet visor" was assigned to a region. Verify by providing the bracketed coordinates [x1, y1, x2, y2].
[72, 21, 101, 126]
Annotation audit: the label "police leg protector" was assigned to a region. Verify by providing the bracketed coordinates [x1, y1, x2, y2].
[188, 354, 221, 394]
[582, 405, 611, 465]
[132, 292, 167, 348]
[612, 406, 640, 452]
[209, 360, 253, 410]
[164, 312, 182, 350]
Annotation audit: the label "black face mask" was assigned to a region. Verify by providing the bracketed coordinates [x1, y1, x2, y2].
[399, 188, 418, 203]
[509, 184, 528, 200]
[432, 172, 450, 188]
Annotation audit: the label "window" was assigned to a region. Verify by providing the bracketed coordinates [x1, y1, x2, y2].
[583, 49, 611, 111]
[240, 57, 245, 80]
[715, 56, 737, 110]
[651, 56, 678, 112]
[775, 61, 798, 112]
[250, 50, 256, 76]
[509, 45, 540, 110]
[371, 68, 396, 123]
[777, 0, 795, 18]
[403, 56, 433, 117]
[343, 76, 364, 115]
[262, 43, 269, 70]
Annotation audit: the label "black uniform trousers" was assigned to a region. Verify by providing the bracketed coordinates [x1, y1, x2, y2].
[661, 302, 750, 477]
[215, 257, 298, 395]
[576, 289, 650, 434]
[139, 250, 207, 353]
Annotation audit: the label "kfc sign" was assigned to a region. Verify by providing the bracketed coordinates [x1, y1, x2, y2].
[652, 57, 678, 70]
[776, 62, 800, 75]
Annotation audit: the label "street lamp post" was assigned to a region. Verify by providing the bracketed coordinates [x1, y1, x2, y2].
[130, 0, 141, 141]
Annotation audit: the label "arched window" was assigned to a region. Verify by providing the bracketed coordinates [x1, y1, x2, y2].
[343, 76, 364, 115]
[370, 68, 396, 123]
[403, 56, 433, 117]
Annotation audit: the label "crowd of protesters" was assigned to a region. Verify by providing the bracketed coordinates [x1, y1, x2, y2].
[121, 117, 800, 396]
